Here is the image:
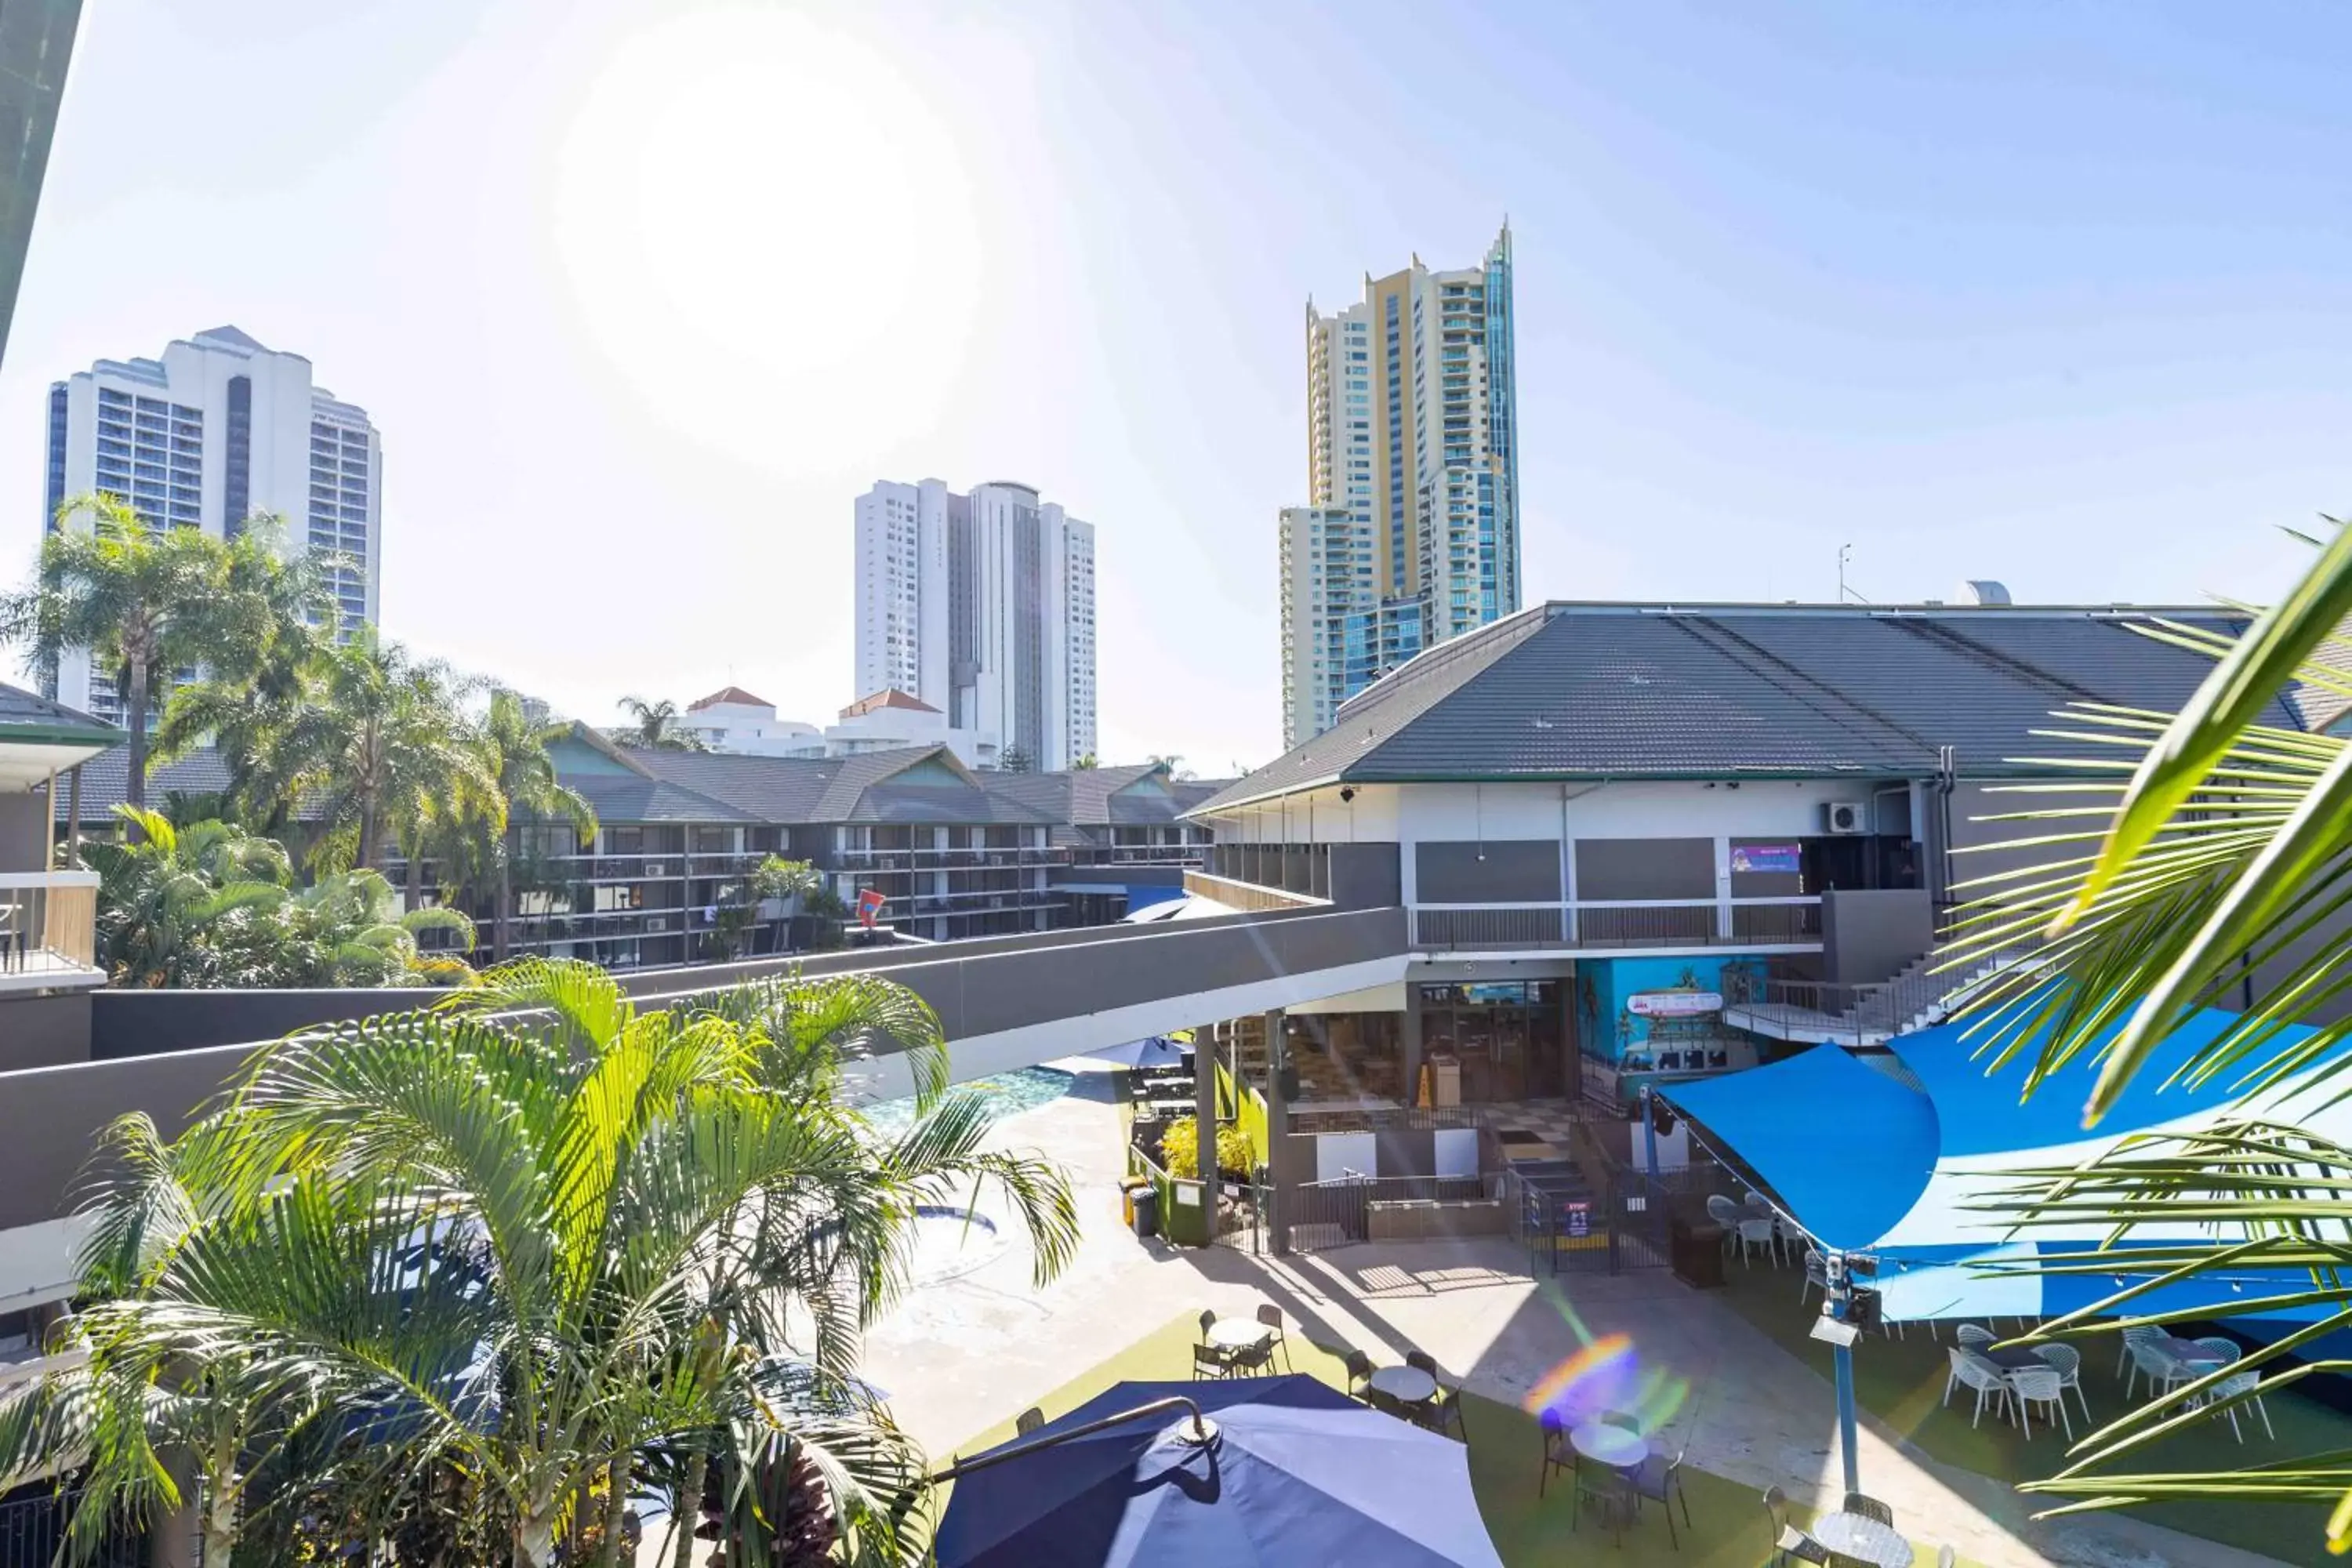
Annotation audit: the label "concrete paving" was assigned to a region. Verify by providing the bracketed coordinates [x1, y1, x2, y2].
[856, 1069, 2296, 1568]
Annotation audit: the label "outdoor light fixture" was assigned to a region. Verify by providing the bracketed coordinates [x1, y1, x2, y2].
[1809, 1312, 1860, 1348]
[1339, 786, 1356, 803]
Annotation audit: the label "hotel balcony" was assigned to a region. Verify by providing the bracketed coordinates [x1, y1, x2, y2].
[0, 871, 104, 993]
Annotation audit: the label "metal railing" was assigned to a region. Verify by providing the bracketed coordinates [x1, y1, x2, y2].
[0, 1486, 142, 1568]
[0, 871, 100, 975]
[1290, 1174, 1488, 1247]
[1409, 896, 1822, 951]
[1721, 945, 2045, 1042]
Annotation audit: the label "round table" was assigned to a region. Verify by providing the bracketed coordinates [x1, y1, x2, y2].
[1368, 1365, 1437, 1403]
[1568, 1421, 1648, 1469]
[1981, 1345, 2049, 1372]
[1205, 1319, 1272, 1353]
[1814, 1511, 1915, 1568]
[2165, 1336, 2228, 1368]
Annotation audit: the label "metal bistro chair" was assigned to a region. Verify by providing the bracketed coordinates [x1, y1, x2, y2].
[1763, 1485, 1829, 1567]
[1842, 1492, 1893, 1526]
[1257, 1304, 1293, 1373]
[1190, 1342, 1229, 1381]
[1632, 1425, 1692, 1548]
[1344, 1348, 1374, 1403]
[1015, 1406, 1044, 1436]
[1573, 1458, 1635, 1545]
[1538, 1407, 1573, 1497]
[1406, 1349, 1466, 1440]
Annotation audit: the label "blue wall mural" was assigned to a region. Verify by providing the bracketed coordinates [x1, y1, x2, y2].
[1575, 955, 1766, 1064]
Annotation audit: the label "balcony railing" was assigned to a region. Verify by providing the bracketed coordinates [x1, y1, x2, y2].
[1182, 869, 1329, 913]
[0, 871, 102, 982]
[1410, 896, 1822, 952]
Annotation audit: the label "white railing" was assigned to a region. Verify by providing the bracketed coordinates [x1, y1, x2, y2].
[1410, 895, 1822, 951]
[0, 870, 102, 976]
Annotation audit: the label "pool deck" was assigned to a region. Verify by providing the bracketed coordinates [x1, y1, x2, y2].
[858, 1062, 2300, 1568]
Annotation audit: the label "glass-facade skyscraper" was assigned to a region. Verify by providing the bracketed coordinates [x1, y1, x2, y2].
[1282, 224, 1520, 748]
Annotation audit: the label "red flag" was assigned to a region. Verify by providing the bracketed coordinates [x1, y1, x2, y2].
[856, 888, 886, 929]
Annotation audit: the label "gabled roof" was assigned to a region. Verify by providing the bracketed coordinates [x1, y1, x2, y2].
[53, 748, 238, 823]
[688, 685, 771, 712]
[630, 749, 842, 820]
[563, 771, 757, 825]
[193, 325, 267, 352]
[1192, 601, 2295, 815]
[839, 688, 939, 718]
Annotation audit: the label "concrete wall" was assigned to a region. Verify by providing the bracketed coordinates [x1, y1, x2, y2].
[90, 988, 421, 1061]
[0, 789, 48, 873]
[1820, 887, 1936, 984]
[1414, 840, 1559, 902]
[0, 991, 91, 1073]
[0, 1045, 246, 1230]
[1327, 842, 1401, 909]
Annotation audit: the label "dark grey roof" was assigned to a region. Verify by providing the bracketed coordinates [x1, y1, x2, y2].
[630, 750, 843, 820]
[0, 683, 122, 746]
[1191, 601, 2294, 814]
[53, 747, 236, 823]
[564, 772, 757, 825]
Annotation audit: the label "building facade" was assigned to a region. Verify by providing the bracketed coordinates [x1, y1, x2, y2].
[42, 326, 382, 719]
[1284, 224, 1519, 748]
[852, 477, 1097, 771]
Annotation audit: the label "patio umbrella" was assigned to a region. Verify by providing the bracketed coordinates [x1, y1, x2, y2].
[932, 1375, 1505, 1568]
[1083, 1035, 1193, 1069]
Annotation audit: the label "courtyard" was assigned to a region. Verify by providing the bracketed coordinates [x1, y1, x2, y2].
[858, 1062, 2342, 1568]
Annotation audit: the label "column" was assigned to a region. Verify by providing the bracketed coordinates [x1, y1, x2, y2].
[1264, 1007, 1289, 1256]
[1193, 1020, 1220, 1248]
[1402, 990, 1425, 1110]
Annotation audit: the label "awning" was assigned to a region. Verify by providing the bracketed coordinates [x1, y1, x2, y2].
[1658, 1045, 1938, 1254]
[1661, 1002, 2352, 1324]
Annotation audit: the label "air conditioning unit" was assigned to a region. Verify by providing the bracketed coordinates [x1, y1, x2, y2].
[1822, 801, 1865, 835]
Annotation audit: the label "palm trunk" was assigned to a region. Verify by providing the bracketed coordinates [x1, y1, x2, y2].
[358, 798, 379, 876]
[597, 1452, 631, 1568]
[124, 659, 151, 820]
[405, 837, 425, 914]
[670, 1450, 707, 1568]
[203, 1438, 238, 1568]
[495, 829, 514, 963]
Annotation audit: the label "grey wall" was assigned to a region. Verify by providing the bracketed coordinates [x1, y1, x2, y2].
[1941, 780, 2054, 905]
[1820, 888, 1935, 985]
[0, 906, 1410, 1226]
[0, 789, 47, 873]
[89, 988, 424, 1061]
[1574, 837, 1714, 901]
[1328, 843, 1402, 910]
[0, 990, 90, 1073]
[1414, 840, 1560, 903]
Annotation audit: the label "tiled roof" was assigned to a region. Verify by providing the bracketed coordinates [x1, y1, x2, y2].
[53, 747, 238, 822]
[1192, 601, 2295, 814]
[688, 685, 771, 711]
[839, 688, 939, 717]
[564, 772, 757, 825]
[631, 750, 841, 819]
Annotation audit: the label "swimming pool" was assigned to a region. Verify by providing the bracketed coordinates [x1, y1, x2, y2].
[859, 1065, 1074, 1137]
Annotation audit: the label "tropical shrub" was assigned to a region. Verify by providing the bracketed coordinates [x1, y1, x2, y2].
[1157, 1113, 1255, 1179]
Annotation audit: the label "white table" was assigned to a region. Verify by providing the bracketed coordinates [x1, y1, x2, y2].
[1205, 1319, 1272, 1354]
[1569, 1421, 1648, 1468]
[1815, 1512, 1915, 1568]
[1368, 1365, 1437, 1403]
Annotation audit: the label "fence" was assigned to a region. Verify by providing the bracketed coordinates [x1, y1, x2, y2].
[0, 1486, 143, 1568]
[1288, 1174, 1488, 1250]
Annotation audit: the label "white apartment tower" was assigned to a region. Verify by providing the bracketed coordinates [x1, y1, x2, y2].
[1283, 224, 1519, 748]
[42, 325, 382, 720]
[853, 478, 1096, 771]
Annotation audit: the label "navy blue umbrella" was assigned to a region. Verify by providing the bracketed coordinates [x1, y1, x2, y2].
[933, 1375, 1504, 1567]
[1083, 1036, 1194, 1069]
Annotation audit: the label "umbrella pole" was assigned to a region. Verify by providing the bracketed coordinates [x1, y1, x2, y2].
[928, 1396, 1212, 1484]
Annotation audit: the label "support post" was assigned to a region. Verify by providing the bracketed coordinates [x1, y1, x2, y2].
[1831, 1250, 1861, 1497]
[66, 764, 81, 868]
[1262, 1007, 1286, 1256]
[1193, 1022, 1219, 1247]
[1640, 1085, 1661, 1183]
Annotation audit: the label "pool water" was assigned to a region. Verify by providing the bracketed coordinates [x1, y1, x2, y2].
[860, 1065, 1074, 1137]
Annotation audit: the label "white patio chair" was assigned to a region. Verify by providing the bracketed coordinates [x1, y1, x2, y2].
[1954, 1323, 1994, 1351]
[1944, 1347, 2011, 1428]
[1800, 1247, 1829, 1305]
[2009, 1365, 2071, 1440]
[2116, 1322, 2167, 1378]
[2124, 1338, 2190, 1403]
[2193, 1335, 2243, 1367]
[1734, 1213, 1780, 1267]
[2034, 1342, 2091, 1423]
[1706, 1194, 1743, 1254]
[2212, 1368, 2276, 1443]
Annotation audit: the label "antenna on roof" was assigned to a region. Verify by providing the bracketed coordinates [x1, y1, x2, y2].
[1837, 544, 1871, 605]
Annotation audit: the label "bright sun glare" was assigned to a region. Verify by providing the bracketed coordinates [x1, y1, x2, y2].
[551, 9, 982, 463]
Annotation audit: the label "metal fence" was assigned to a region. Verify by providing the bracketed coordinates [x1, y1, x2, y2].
[0, 1486, 143, 1568]
[1288, 1174, 1487, 1250]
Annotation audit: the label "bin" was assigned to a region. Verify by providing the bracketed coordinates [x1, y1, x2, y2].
[1131, 1184, 1160, 1240]
[1670, 1218, 1726, 1289]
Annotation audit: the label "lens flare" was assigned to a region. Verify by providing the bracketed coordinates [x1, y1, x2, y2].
[1522, 1332, 1635, 1414]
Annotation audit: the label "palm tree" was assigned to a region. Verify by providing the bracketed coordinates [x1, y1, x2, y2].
[152, 518, 338, 830]
[616, 695, 708, 751]
[1936, 516, 2352, 1543]
[251, 631, 502, 876]
[84, 805, 292, 986]
[256, 868, 480, 986]
[480, 689, 597, 963]
[0, 960, 1076, 1568]
[0, 497, 283, 815]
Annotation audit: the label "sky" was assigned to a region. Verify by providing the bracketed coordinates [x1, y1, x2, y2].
[3, 0, 2348, 775]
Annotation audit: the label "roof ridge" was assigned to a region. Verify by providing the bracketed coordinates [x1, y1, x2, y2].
[1675, 615, 1940, 760]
